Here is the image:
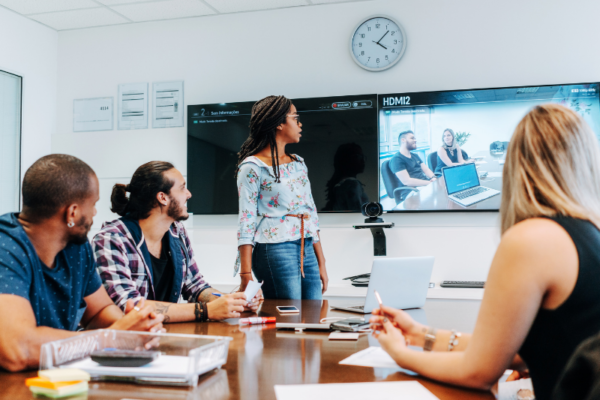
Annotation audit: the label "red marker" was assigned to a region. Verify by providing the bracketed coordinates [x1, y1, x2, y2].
[239, 317, 276, 325]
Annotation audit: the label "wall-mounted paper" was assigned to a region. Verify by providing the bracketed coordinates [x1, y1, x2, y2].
[153, 81, 184, 128]
[73, 97, 113, 132]
[118, 82, 148, 130]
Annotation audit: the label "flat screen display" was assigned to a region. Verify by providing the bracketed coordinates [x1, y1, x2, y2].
[187, 94, 379, 214]
[378, 82, 600, 212]
[443, 164, 480, 195]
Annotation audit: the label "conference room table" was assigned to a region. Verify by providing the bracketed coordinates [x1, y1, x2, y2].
[0, 299, 494, 400]
[394, 151, 505, 211]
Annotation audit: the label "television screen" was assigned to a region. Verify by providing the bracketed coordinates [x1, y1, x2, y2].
[378, 82, 600, 212]
[187, 94, 379, 214]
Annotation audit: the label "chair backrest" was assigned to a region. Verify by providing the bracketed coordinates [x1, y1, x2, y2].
[461, 149, 468, 160]
[552, 331, 600, 400]
[427, 152, 438, 171]
[381, 159, 401, 199]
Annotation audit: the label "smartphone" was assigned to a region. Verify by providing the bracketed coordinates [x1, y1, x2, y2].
[276, 306, 300, 313]
[331, 318, 370, 332]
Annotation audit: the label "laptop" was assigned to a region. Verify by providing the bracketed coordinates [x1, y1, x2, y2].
[442, 163, 500, 207]
[330, 257, 434, 314]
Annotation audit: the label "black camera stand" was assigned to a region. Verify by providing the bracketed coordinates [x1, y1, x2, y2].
[353, 217, 394, 256]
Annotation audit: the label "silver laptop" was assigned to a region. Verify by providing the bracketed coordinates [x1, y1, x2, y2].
[330, 257, 435, 314]
[442, 163, 500, 207]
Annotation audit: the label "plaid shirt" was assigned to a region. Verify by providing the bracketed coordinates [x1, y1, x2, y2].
[92, 217, 209, 310]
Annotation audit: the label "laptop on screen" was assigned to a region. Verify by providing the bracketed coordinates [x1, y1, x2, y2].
[330, 257, 434, 314]
[442, 163, 500, 207]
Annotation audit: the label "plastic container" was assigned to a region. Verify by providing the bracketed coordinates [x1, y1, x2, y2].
[39, 330, 232, 387]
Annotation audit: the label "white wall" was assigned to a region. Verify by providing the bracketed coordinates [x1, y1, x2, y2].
[53, 0, 600, 291]
[0, 6, 57, 182]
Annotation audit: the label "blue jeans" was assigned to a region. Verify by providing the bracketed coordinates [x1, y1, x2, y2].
[252, 238, 322, 300]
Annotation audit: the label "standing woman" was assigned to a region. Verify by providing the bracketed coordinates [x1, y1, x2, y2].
[235, 95, 328, 299]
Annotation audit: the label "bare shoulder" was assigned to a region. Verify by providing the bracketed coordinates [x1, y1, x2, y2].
[500, 218, 576, 269]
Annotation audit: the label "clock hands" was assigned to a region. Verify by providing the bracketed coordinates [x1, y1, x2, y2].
[372, 30, 390, 50]
[377, 30, 390, 44]
[372, 40, 388, 50]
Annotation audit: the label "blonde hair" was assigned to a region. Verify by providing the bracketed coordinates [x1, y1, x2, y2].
[500, 103, 600, 234]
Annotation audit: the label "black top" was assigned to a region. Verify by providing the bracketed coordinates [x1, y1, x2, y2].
[519, 217, 600, 400]
[149, 234, 174, 302]
[389, 151, 428, 181]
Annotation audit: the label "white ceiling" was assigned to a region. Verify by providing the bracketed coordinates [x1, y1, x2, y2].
[0, 0, 373, 31]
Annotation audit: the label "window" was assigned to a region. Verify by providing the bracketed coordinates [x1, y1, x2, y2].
[0, 70, 22, 214]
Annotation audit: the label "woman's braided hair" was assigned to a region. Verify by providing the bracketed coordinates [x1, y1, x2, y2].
[236, 95, 297, 183]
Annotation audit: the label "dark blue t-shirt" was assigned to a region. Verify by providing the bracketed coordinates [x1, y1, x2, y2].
[389, 151, 428, 181]
[0, 213, 102, 331]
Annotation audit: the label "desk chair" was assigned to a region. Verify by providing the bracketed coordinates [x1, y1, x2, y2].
[381, 159, 419, 205]
[427, 150, 469, 177]
[552, 331, 600, 400]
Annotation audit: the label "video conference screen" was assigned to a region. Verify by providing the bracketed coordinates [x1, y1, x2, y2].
[187, 94, 379, 214]
[378, 83, 600, 212]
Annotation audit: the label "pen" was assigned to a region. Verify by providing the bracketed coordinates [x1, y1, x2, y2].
[374, 290, 388, 323]
[213, 293, 222, 297]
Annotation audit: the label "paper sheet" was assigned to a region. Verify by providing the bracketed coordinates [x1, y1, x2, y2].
[244, 280, 263, 301]
[498, 378, 534, 400]
[339, 346, 417, 375]
[275, 381, 439, 400]
[329, 332, 359, 340]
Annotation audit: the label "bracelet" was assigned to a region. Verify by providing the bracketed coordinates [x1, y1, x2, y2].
[448, 329, 462, 351]
[423, 327, 437, 351]
[239, 272, 252, 275]
[202, 301, 208, 321]
[194, 302, 202, 322]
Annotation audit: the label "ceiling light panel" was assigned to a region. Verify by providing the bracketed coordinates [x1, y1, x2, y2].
[29, 7, 128, 30]
[0, 0, 99, 15]
[204, 0, 308, 14]
[111, 0, 215, 22]
[310, 0, 371, 3]
[95, 0, 164, 5]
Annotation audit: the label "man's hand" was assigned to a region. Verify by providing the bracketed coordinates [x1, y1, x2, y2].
[108, 299, 165, 333]
[206, 293, 247, 320]
[243, 289, 263, 312]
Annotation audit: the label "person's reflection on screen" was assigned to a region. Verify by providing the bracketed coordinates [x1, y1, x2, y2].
[323, 143, 369, 211]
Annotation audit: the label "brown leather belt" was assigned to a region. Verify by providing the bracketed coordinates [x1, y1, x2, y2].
[285, 213, 310, 278]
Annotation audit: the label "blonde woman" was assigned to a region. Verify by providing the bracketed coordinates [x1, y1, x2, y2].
[370, 104, 600, 400]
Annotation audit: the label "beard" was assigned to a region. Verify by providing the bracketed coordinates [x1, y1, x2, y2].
[167, 195, 189, 222]
[69, 215, 93, 245]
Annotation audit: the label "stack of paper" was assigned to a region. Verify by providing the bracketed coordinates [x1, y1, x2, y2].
[275, 381, 439, 400]
[26, 369, 90, 398]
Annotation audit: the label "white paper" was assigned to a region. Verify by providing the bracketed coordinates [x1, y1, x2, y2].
[64, 355, 189, 378]
[275, 381, 439, 400]
[498, 378, 534, 400]
[118, 82, 148, 130]
[329, 332, 359, 340]
[244, 280, 263, 302]
[339, 346, 417, 375]
[73, 97, 113, 132]
[153, 81, 184, 128]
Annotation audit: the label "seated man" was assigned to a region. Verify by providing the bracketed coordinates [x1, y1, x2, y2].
[0, 155, 164, 372]
[390, 130, 437, 187]
[94, 161, 258, 323]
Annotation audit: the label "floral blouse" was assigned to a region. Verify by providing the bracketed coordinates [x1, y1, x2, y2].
[235, 155, 320, 275]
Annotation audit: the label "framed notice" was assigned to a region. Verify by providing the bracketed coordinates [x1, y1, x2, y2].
[118, 82, 148, 130]
[73, 97, 113, 132]
[153, 81, 184, 128]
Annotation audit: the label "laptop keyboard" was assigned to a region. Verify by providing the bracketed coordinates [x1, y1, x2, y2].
[454, 186, 488, 200]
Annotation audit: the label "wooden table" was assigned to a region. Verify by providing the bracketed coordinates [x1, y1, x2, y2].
[394, 151, 504, 211]
[0, 299, 494, 400]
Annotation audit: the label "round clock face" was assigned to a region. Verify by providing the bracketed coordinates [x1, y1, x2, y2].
[350, 16, 406, 71]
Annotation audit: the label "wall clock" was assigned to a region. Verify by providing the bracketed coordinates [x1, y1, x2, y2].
[350, 15, 407, 72]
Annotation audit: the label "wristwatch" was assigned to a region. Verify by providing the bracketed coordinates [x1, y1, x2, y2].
[423, 327, 437, 351]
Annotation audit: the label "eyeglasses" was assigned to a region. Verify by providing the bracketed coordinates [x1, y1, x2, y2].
[287, 114, 301, 126]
